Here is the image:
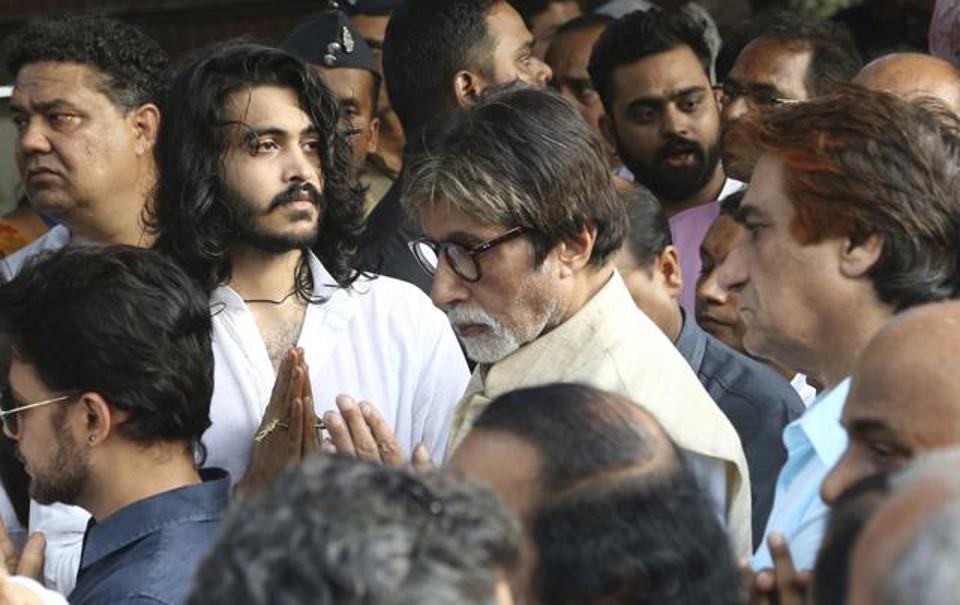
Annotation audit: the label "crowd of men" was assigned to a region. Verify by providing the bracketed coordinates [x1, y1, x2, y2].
[0, 0, 958, 603]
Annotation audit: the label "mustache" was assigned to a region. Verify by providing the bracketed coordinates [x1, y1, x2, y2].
[446, 305, 499, 331]
[267, 182, 322, 212]
[657, 137, 705, 162]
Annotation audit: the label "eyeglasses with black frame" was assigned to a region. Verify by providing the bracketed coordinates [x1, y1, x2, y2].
[713, 82, 801, 111]
[0, 385, 79, 438]
[408, 226, 526, 282]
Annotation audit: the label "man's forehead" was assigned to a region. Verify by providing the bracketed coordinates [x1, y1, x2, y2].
[732, 39, 813, 93]
[224, 85, 313, 126]
[418, 199, 507, 239]
[612, 46, 710, 102]
[549, 28, 603, 67]
[12, 61, 109, 104]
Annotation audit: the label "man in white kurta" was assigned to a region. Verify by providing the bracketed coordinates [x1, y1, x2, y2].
[205, 253, 468, 483]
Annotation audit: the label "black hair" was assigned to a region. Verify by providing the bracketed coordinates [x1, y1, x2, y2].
[589, 10, 712, 114]
[474, 384, 741, 605]
[189, 455, 519, 605]
[382, 0, 497, 135]
[6, 13, 168, 109]
[149, 42, 365, 299]
[622, 186, 672, 268]
[0, 246, 213, 459]
[555, 13, 614, 37]
[725, 9, 861, 97]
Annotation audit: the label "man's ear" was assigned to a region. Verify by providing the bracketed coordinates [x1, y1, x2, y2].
[129, 103, 161, 156]
[78, 393, 126, 447]
[367, 115, 381, 154]
[839, 233, 884, 279]
[453, 70, 486, 108]
[555, 226, 597, 277]
[657, 245, 684, 301]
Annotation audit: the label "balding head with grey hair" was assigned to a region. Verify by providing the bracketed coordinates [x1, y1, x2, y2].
[854, 52, 960, 114]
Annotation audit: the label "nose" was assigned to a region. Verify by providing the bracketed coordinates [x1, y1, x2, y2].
[661, 103, 690, 137]
[283, 146, 321, 186]
[715, 242, 748, 294]
[16, 118, 52, 158]
[820, 450, 858, 505]
[696, 268, 729, 307]
[722, 96, 750, 126]
[531, 57, 552, 89]
[429, 254, 470, 310]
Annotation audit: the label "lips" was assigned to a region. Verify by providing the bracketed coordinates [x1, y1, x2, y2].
[25, 167, 62, 182]
[455, 323, 490, 338]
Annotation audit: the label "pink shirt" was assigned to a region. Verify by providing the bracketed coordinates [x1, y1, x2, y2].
[669, 178, 743, 313]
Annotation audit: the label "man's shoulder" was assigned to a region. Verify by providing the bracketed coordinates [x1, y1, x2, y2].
[0, 225, 70, 279]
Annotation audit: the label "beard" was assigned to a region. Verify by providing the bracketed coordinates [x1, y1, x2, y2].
[620, 135, 722, 205]
[28, 421, 89, 506]
[446, 305, 527, 364]
[231, 182, 323, 253]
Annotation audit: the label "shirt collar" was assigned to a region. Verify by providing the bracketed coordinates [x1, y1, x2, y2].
[674, 307, 706, 370]
[785, 377, 851, 464]
[79, 468, 230, 572]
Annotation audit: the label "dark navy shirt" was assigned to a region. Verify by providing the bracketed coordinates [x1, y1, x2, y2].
[69, 468, 229, 605]
[674, 311, 804, 549]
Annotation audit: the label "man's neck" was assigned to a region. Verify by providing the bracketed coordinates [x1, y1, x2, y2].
[807, 299, 895, 390]
[555, 264, 616, 327]
[666, 305, 685, 343]
[81, 443, 202, 522]
[66, 185, 155, 248]
[377, 110, 405, 175]
[662, 164, 727, 219]
[226, 246, 303, 300]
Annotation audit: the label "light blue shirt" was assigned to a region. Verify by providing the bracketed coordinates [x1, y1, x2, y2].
[752, 378, 850, 571]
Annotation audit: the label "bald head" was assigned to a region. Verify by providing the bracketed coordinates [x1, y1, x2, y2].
[854, 52, 960, 113]
[821, 301, 960, 503]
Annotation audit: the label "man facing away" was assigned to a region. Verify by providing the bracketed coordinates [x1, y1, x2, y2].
[403, 85, 752, 555]
[2, 15, 166, 279]
[716, 87, 960, 572]
[148, 43, 467, 491]
[0, 246, 228, 605]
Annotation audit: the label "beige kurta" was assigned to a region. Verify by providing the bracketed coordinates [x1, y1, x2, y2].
[445, 271, 752, 556]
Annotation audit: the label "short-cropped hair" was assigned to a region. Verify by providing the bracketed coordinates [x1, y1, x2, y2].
[188, 455, 519, 605]
[6, 14, 168, 109]
[622, 186, 672, 269]
[0, 246, 213, 457]
[403, 86, 627, 268]
[727, 86, 960, 310]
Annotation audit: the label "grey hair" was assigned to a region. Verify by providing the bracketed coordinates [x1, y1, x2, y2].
[187, 455, 519, 605]
[402, 85, 627, 267]
[875, 447, 960, 605]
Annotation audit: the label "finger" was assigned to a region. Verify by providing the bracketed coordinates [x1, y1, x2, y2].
[337, 395, 381, 462]
[321, 437, 337, 454]
[264, 349, 296, 413]
[288, 395, 305, 459]
[411, 442, 435, 473]
[16, 534, 44, 582]
[324, 411, 356, 457]
[301, 396, 320, 456]
[736, 558, 754, 603]
[360, 402, 405, 466]
[769, 533, 801, 602]
[0, 518, 16, 575]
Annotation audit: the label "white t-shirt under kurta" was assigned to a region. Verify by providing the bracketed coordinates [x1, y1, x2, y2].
[204, 253, 469, 483]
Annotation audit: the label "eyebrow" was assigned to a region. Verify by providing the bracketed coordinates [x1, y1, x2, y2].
[627, 86, 707, 107]
[10, 98, 83, 114]
[234, 124, 320, 144]
[845, 417, 895, 436]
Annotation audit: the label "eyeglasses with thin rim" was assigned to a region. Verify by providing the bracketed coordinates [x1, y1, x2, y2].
[408, 226, 526, 283]
[0, 388, 78, 438]
[713, 83, 801, 111]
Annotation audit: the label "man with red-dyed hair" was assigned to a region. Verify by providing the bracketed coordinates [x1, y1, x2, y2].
[717, 86, 960, 576]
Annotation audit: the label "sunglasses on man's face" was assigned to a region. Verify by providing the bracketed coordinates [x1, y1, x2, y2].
[0, 386, 78, 438]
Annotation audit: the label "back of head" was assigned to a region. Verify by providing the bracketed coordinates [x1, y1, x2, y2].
[5, 13, 168, 109]
[188, 455, 519, 605]
[403, 85, 626, 268]
[0, 246, 213, 453]
[383, 0, 497, 134]
[149, 41, 363, 295]
[474, 383, 740, 605]
[622, 186, 672, 269]
[554, 12, 614, 38]
[854, 52, 960, 114]
[726, 85, 960, 310]
[588, 9, 712, 114]
[748, 11, 861, 97]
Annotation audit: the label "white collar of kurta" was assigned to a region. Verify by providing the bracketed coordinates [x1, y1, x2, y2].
[210, 250, 350, 311]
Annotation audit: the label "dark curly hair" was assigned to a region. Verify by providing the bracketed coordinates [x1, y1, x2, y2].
[148, 42, 365, 298]
[0, 246, 213, 461]
[188, 455, 520, 605]
[5, 13, 168, 109]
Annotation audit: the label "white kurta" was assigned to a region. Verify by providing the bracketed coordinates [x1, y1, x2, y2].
[204, 253, 469, 483]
